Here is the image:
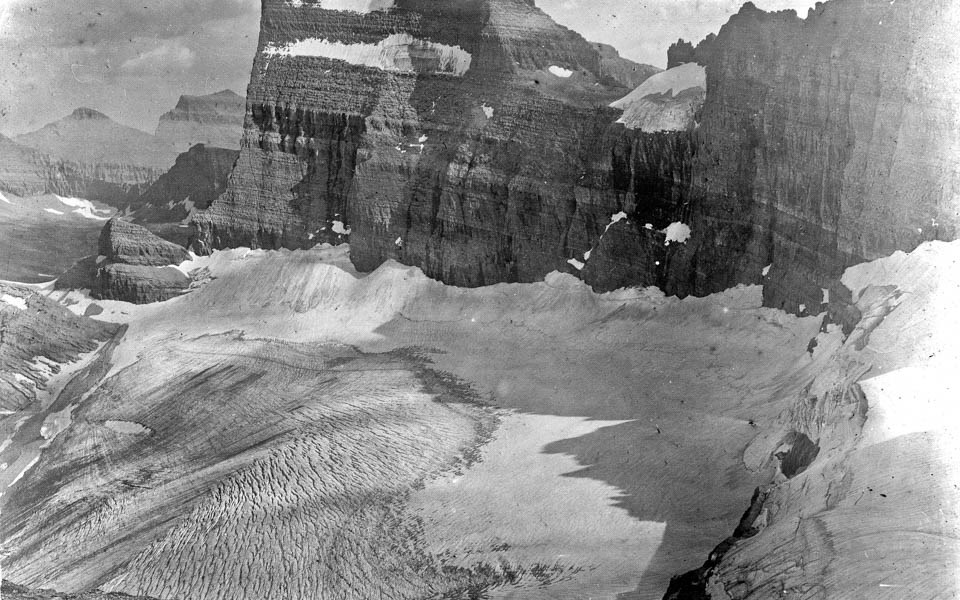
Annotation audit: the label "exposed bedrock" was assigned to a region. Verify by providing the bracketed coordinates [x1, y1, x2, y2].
[194, 0, 959, 313]
[0, 283, 119, 412]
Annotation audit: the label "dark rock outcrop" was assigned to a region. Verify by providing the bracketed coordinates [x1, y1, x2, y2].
[193, 0, 692, 288]
[132, 144, 239, 223]
[1, 580, 161, 600]
[155, 90, 246, 152]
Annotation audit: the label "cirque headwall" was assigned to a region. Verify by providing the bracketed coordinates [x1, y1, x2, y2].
[192, 0, 960, 313]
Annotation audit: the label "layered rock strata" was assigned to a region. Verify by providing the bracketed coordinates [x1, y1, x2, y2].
[194, 0, 959, 313]
[155, 90, 246, 152]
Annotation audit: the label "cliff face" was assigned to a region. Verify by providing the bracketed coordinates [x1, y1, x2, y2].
[155, 90, 246, 152]
[194, 0, 959, 312]
[193, 0, 699, 287]
[682, 0, 960, 312]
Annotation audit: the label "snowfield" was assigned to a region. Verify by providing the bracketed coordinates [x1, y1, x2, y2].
[3, 240, 957, 599]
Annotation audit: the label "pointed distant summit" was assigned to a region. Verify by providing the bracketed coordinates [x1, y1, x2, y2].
[68, 107, 111, 120]
[15, 107, 178, 172]
[156, 90, 245, 151]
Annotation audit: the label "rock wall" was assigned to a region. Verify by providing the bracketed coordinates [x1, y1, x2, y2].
[194, 0, 960, 313]
[682, 0, 960, 312]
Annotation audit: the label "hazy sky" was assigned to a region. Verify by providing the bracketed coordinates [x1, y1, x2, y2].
[0, 0, 817, 136]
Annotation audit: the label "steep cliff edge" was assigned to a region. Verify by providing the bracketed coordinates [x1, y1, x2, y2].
[194, 0, 959, 313]
[155, 90, 246, 152]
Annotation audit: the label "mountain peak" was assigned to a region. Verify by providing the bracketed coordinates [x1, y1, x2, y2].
[69, 107, 111, 121]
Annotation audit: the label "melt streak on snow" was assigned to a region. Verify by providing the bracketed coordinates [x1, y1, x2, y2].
[263, 33, 472, 76]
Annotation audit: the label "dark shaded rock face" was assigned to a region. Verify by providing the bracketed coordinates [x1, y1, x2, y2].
[155, 90, 246, 152]
[99, 218, 191, 267]
[194, 0, 959, 314]
[132, 144, 240, 223]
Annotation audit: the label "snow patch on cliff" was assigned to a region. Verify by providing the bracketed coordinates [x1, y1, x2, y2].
[331, 220, 351, 235]
[264, 33, 471, 76]
[663, 222, 691, 245]
[0, 191, 12, 205]
[56, 195, 112, 221]
[549, 65, 573, 78]
[1, 293, 27, 310]
[610, 63, 706, 132]
[285, 0, 395, 12]
[43, 208, 65, 216]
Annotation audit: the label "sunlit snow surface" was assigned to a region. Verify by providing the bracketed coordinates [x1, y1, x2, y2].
[8, 241, 959, 598]
[263, 33, 472, 76]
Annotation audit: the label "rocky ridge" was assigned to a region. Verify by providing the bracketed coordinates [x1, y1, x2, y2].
[155, 90, 246, 152]
[192, 0, 959, 314]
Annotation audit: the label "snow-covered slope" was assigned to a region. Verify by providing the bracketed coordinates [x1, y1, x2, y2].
[610, 62, 706, 132]
[4, 240, 957, 599]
